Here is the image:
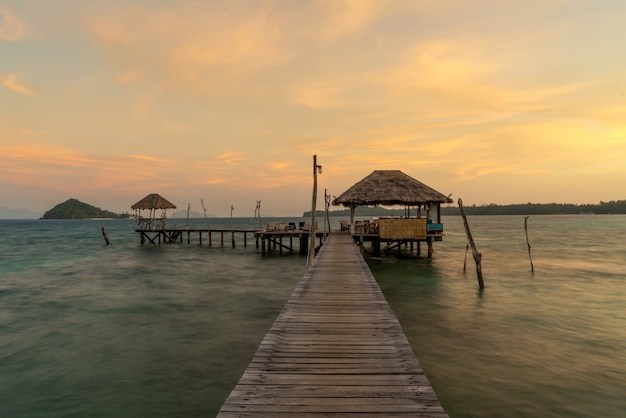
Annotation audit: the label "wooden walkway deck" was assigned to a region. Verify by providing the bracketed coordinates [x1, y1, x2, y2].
[218, 232, 448, 417]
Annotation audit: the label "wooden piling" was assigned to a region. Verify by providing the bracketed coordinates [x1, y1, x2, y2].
[524, 216, 535, 273]
[101, 227, 110, 245]
[458, 198, 484, 289]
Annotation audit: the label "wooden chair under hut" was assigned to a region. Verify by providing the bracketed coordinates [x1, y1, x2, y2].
[332, 170, 453, 257]
[131, 193, 177, 230]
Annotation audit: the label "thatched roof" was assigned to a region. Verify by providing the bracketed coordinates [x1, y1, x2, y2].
[332, 170, 452, 207]
[131, 193, 176, 210]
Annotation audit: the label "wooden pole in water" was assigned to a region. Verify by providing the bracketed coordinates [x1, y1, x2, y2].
[458, 198, 484, 289]
[201, 199, 210, 230]
[524, 216, 535, 273]
[255, 200, 261, 231]
[463, 243, 469, 273]
[101, 227, 110, 245]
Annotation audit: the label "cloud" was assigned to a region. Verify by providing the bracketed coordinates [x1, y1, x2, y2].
[315, 0, 386, 39]
[0, 9, 24, 41]
[82, 2, 288, 98]
[1, 73, 35, 95]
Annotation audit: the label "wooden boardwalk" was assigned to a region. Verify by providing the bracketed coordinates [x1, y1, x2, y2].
[218, 232, 448, 417]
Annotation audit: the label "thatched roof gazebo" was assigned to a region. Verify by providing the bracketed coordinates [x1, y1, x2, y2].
[333, 170, 452, 237]
[333, 170, 452, 208]
[131, 193, 176, 229]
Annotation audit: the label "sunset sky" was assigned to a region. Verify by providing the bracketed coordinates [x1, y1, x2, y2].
[2, 0, 625, 216]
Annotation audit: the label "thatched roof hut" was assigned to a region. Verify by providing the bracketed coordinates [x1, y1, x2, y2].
[333, 170, 452, 207]
[332, 170, 452, 225]
[131, 193, 176, 229]
[131, 193, 177, 210]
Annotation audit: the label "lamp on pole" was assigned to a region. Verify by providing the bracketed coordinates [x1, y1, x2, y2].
[307, 155, 322, 268]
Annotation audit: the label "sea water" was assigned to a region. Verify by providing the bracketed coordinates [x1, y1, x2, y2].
[1, 215, 625, 417]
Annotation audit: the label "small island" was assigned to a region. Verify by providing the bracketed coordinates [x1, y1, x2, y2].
[41, 198, 130, 219]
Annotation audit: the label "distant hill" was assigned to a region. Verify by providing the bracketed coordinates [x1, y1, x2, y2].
[41, 198, 130, 219]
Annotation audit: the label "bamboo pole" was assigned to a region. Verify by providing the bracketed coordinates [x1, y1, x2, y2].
[458, 198, 484, 289]
[524, 216, 535, 273]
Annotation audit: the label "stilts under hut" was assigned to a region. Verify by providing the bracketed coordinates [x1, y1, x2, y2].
[332, 170, 453, 257]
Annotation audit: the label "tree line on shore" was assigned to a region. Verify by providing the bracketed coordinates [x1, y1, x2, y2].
[304, 200, 626, 217]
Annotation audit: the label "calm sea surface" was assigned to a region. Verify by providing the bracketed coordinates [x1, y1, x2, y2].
[1, 215, 625, 417]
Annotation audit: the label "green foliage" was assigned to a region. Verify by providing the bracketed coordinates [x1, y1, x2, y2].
[307, 200, 626, 217]
[441, 200, 626, 215]
[42, 198, 130, 219]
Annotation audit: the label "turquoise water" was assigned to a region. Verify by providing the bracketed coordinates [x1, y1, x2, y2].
[1, 215, 625, 417]
[371, 214, 626, 418]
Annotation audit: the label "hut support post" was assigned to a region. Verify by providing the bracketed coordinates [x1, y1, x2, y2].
[458, 198, 484, 289]
[349, 206, 355, 233]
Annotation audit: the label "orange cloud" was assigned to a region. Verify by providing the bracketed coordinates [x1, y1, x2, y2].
[217, 152, 247, 165]
[1, 73, 35, 95]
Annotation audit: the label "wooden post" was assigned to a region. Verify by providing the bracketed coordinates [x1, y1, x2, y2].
[101, 227, 110, 245]
[308, 155, 321, 268]
[524, 216, 535, 273]
[324, 188, 330, 239]
[463, 244, 469, 272]
[349, 205, 355, 233]
[458, 198, 484, 289]
[201, 199, 210, 230]
[255, 200, 262, 231]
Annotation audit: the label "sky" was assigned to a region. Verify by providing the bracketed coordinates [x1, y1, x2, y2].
[1, 0, 625, 217]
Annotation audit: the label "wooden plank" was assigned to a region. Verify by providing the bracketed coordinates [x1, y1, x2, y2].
[217, 232, 448, 417]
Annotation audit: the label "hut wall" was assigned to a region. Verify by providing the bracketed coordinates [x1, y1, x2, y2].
[378, 218, 427, 240]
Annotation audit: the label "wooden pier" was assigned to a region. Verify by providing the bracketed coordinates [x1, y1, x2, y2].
[255, 230, 326, 255]
[135, 227, 327, 254]
[218, 232, 448, 417]
[135, 228, 258, 246]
